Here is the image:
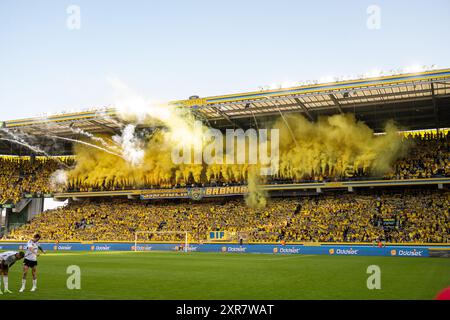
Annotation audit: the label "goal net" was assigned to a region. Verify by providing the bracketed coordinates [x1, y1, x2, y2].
[134, 231, 189, 252]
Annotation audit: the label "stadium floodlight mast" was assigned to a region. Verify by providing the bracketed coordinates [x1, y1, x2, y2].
[134, 231, 189, 253]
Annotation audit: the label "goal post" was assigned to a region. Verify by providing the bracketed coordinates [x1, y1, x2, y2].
[134, 231, 189, 252]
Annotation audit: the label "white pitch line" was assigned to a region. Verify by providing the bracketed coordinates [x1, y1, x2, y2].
[37, 252, 315, 260]
[254, 255, 315, 261]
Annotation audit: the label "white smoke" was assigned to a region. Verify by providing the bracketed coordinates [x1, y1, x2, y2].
[107, 76, 203, 148]
[50, 169, 68, 191]
[113, 124, 145, 166]
[0, 128, 50, 156]
[107, 75, 171, 124]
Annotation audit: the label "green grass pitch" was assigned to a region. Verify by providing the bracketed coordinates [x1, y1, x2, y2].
[1, 251, 449, 300]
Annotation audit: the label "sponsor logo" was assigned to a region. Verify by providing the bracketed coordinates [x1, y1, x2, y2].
[335, 248, 359, 255]
[329, 248, 335, 255]
[274, 247, 300, 254]
[133, 245, 152, 251]
[172, 245, 194, 251]
[279, 247, 300, 254]
[56, 245, 72, 251]
[390, 249, 397, 256]
[398, 249, 423, 257]
[53, 245, 72, 251]
[226, 246, 247, 253]
[222, 246, 227, 252]
[92, 245, 111, 251]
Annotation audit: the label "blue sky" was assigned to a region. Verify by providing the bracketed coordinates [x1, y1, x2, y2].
[0, 0, 449, 120]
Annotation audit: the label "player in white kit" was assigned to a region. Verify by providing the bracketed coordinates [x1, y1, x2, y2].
[0, 251, 25, 294]
[20, 234, 46, 292]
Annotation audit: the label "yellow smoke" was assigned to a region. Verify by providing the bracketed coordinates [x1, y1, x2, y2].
[245, 167, 268, 209]
[66, 113, 405, 203]
[274, 113, 406, 180]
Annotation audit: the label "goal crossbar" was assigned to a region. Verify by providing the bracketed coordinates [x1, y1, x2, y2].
[134, 231, 189, 252]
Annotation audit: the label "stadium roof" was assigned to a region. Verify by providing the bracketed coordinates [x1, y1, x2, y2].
[1, 68, 450, 155]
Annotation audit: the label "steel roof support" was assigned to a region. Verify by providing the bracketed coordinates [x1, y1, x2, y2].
[431, 83, 440, 131]
[293, 98, 314, 121]
[211, 106, 241, 129]
[89, 120, 121, 135]
[328, 94, 344, 114]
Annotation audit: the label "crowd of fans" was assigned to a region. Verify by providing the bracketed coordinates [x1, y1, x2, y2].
[8, 189, 449, 243]
[7, 198, 295, 242]
[386, 131, 450, 179]
[0, 157, 65, 205]
[282, 190, 449, 243]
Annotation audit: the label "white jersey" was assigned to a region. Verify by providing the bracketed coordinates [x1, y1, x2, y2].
[25, 240, 39, 261]
[0, 251, 19, 267]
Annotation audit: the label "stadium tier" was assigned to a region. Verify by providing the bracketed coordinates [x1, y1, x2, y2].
[6, 190, 449, 243]
[0, 130, 448, 204]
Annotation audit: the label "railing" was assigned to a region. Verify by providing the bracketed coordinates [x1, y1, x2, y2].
[53, 177, 450, 200]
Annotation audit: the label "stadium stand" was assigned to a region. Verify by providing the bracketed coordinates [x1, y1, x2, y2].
[0, 131, 448, 204]
[0, 157, 69, 205]
[388, 132, 450, 179]
[1, 70, 449, 248]
[8, 189, 449, 243]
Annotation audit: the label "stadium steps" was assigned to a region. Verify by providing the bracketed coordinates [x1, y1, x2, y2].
[12, 198, 32, 213]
